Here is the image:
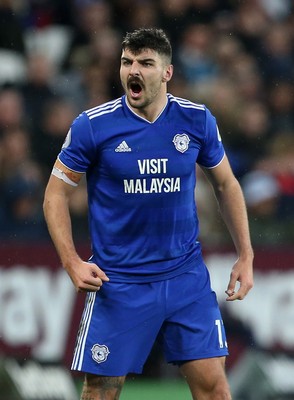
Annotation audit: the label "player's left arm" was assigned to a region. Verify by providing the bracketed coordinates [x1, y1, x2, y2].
[200, 155, 254, 301]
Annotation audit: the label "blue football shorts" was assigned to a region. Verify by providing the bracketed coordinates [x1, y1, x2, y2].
[71, 262, 229, 376]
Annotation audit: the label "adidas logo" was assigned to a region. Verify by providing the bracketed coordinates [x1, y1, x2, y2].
[115, 140, 132, 152]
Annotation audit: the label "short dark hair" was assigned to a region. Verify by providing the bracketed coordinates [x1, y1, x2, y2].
[122, 28, 172, 63]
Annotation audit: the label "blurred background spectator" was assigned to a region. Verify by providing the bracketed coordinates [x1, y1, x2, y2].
[0, 126, 47, 241]
[0, 0, 293, 247]
[0, 86, 26, 135]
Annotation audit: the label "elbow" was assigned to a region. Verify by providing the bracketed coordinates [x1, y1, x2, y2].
[216, 176, 239, 194]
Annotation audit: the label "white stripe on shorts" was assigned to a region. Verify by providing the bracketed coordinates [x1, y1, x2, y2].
[71, 292, 96, 370]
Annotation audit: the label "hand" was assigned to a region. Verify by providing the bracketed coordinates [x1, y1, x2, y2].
[225, 257, 253, 301]
[66, 259, 109, 292]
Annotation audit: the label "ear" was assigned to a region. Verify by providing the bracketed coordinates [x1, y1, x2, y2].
[162, 64, 173, 83]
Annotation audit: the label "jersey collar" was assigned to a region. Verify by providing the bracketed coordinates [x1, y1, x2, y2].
[123, 95, 168, 124]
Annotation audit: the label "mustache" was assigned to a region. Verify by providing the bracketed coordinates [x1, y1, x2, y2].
[127, 77, 144, 86]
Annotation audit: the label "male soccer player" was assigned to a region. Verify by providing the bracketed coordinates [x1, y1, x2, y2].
[43, 28, 253, 400]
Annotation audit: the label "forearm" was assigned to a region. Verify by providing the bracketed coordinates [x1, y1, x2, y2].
[43, 183, 81, 270]
[43, 165, 108, 292]
[216, 178, 253, 260]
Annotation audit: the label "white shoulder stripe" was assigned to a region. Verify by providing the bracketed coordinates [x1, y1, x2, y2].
[86, 98, 121, 114]
[86, 98, 122, 118]
[173, 102, 205, 111]
[168, 94, 205, 110]
[87, 102, 123, 120]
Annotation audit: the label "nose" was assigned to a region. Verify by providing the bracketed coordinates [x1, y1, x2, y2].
[129, 61, 140, 76]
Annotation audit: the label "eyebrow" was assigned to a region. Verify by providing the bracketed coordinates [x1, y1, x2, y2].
[121, 56, 156, 63]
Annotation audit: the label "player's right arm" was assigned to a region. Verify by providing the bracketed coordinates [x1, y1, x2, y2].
[43, 159, 109, 292]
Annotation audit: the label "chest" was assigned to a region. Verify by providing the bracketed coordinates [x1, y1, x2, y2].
[95, 121, 202, 181]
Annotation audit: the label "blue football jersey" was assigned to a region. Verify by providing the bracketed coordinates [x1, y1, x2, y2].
[58, 94, 225, 282]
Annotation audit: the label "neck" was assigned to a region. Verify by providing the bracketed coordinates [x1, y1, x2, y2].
[126, 92, 168, 123]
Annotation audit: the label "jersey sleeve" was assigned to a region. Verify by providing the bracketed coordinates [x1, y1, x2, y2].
[58, 112, 97, 172]
[197, 107, 225, 168]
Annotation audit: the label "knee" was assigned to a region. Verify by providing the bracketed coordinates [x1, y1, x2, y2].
[188, 378, 232, 400]
[210, 382, 232, 400]
[195, 377, 232, 400]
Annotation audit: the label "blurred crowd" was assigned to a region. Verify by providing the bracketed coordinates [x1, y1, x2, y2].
[0, 0, 293, 247]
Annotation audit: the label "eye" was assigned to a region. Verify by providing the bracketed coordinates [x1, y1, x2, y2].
[122, 59, 131, 66]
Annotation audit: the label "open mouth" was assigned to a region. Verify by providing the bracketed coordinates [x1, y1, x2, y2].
[129, 81, 143, 98]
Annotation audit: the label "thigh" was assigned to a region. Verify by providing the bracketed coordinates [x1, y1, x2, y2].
[161, 270, 229, 363]
[180, 357, 231, 400]
[81, 373, 126, 400]
[72, 281, 165, 376]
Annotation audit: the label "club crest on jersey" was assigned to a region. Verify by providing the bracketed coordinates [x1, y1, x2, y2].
[91, 344, 110, 364]
[173, 134, 190, 153]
